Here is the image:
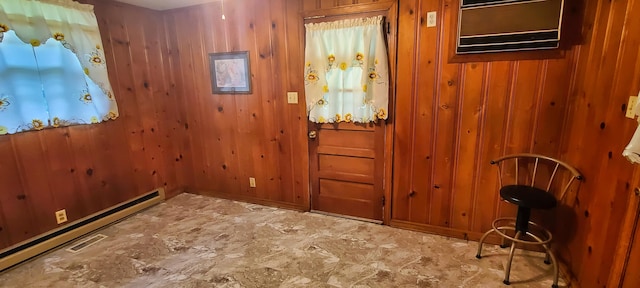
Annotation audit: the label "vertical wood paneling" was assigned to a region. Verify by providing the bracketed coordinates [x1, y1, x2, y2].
[0, 136, 33, 245]
[252, 1, 282, 200]
[284, 0, 308, 206]
[390, 0, 576, 242]
[0, 1, 180, 249]
[1, 1, 635, 286]
[161, 14, 194, 191]
[12, 134, 57, 236]
[267, 0, 293, 202]
[471, 61, 511, 233]
[389, 0, 640, 285]
[163, 0, 308, 209]
[412, 0, 437, 224]
[105, 4, 154, 196]
[558, 0, 640, 285]
[450, 63, 485, 230]
[391, 0, 419, 221]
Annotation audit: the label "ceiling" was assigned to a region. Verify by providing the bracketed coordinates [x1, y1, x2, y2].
[113, 0, 220, 11]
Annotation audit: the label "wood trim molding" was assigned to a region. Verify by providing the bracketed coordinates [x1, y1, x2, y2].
[0, 188, 165, 271]
[390, 219, 500, 243]
[383, 1, 399, 225]
[607, 167, 640, 288]
[188, 189, 308, 212]
[301, 2, 395, 19]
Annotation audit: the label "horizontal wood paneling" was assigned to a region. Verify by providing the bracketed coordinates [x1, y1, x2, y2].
[0, 1, 181, 249]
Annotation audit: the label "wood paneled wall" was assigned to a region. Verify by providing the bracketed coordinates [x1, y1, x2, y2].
[159, 0, 396, 208]
[0, 1, 180, 249]
[162, 0, 309, 209]
[2, 0, 638, 285]
[390, 0, 576, 237]
[389, 0, 640, 285]
[558, 0, 640, 285]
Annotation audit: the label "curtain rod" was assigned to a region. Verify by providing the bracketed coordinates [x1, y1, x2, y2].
[303, 15, 326, 20]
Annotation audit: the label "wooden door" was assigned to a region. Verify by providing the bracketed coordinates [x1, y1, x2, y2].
[309, 122, 385, 222]
[305, 4, 397, 223]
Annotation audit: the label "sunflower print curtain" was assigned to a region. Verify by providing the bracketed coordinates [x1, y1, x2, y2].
[304, 16, 389, 124]
[0, 0, 117, 135]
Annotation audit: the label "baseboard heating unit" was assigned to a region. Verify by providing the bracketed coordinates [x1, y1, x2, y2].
[0, 188, 165, 272]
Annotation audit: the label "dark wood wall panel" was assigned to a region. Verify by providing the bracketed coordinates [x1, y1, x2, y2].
[163, 0, 308, 208]
[558, 0, 640, 285]
[0, 1, 181, 249]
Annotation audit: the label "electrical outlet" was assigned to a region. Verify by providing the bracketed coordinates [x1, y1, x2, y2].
[427, 11, 437, 27]
[249, 177, 256, 188]
[626, 96, 638, 119]
[55, 209, 68, 224]
[287, 92, 298, 104]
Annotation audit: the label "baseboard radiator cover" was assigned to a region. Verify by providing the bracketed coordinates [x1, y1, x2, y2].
[0, 188, 165, 272]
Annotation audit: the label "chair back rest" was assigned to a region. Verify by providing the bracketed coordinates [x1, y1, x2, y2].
[491, 153, 583, 200]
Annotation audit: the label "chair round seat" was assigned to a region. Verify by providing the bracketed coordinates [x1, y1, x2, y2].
[500, 185, 557, 210]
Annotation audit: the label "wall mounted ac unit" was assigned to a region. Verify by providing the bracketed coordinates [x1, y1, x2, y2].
[456, 0, 564, 54]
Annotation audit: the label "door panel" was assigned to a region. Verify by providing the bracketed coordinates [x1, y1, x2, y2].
[309, 122, 384, 222]
[317, 179, 377, 220]
[318, 129, 376, 149]
[319, 154, 375, 176]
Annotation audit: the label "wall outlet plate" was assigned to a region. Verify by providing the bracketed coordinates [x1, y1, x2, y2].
[287, 92, 298, 104]
[249, 177, 256, 188]
[626, 96, 638, 119]
[55, 209, 68, 224]
[427, 11, 437, 27]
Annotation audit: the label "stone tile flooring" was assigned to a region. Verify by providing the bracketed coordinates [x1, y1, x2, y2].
[0, 193, 564, 287]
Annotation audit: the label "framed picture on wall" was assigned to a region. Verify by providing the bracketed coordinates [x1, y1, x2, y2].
[208, 51, 252, 94]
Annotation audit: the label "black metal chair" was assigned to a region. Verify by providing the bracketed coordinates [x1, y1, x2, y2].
[475, 153, 582, 288]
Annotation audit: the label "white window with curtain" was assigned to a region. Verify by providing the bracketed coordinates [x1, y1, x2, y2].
[0, 0, 118, 135]
[304, 15, 389, 124]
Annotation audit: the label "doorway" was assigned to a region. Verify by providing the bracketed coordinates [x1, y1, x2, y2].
[304, 3, 397, 223]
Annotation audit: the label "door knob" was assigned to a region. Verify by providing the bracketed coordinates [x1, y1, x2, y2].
[308, 130, 317, 139]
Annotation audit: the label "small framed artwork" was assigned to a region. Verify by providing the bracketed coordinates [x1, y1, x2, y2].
[208, 51, 252, 94]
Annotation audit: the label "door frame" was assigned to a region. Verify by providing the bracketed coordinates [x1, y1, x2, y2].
[300, 1, 399, 224]
[607, 165, 640, 287]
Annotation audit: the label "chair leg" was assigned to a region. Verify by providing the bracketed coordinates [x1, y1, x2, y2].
[544, 250, 551, 265]
[544, 243, 551, 265]
[476, 228, 496, 259]
[499, 228, 510, 248]
[546, 248, 559, 288]
[503, 231, 522, 285]
[527, 233, 559, 288]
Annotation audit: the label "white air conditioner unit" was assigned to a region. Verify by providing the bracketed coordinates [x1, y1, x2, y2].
[456, 0, 565, 54]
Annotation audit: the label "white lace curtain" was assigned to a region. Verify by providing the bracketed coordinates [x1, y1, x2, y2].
[304, 16, 389, 124]
[0, 0, 117, 134]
